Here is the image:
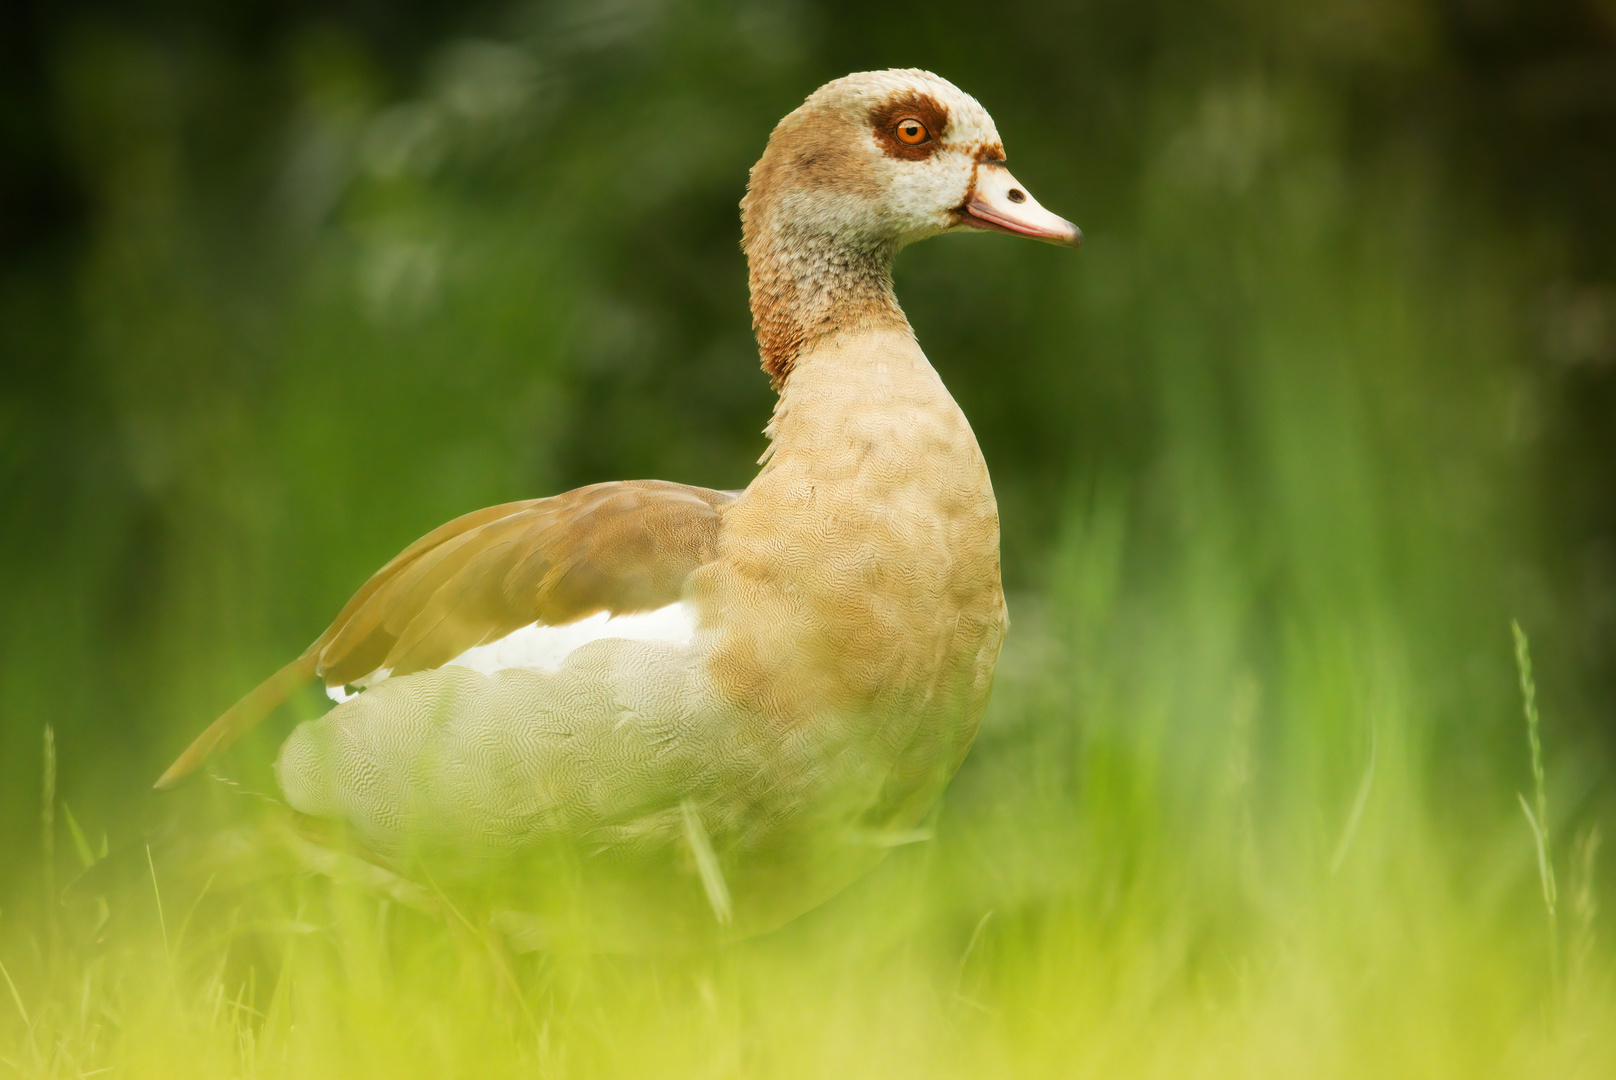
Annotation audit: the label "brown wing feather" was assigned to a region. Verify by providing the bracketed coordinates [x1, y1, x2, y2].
[155, 480, 735, 788]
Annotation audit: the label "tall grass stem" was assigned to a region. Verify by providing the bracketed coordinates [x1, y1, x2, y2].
[1513, 620, 1560, 999]
[40, 725, 58, 963]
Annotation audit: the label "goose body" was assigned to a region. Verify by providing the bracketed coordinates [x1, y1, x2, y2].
[160, 69, 1079, 944]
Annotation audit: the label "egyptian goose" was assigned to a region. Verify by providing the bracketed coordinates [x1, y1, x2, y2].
[158, 69, 1079, 943]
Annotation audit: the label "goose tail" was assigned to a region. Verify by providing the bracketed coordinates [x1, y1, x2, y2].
[154, 652, 319, 789]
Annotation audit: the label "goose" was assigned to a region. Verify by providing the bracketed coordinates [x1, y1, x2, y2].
[158, 68, 1080, 945]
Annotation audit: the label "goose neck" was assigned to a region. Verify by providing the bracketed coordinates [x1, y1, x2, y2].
[746, 225, 909, 389]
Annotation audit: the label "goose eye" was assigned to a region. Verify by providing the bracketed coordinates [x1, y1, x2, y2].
[895, 118, 930, 145]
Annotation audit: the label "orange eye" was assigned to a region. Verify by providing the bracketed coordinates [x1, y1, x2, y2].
[895, 118, 930, 145]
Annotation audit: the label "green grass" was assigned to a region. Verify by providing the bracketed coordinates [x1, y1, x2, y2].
[1, 587, 1609, 1078]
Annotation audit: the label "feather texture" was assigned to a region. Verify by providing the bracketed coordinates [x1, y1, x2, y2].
[156, 480, 733, 788]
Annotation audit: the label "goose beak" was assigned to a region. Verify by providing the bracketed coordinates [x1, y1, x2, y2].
[962, 163, 1082, 248]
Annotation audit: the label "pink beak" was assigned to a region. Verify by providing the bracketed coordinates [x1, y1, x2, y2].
[962, 163, 1082, 248]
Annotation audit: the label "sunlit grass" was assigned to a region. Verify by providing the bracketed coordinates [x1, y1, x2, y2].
[1, 570, 1609, 1078]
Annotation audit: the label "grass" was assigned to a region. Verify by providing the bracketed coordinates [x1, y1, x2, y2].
[0, 590, 1609, 1079]
[1513, 622, 1560, 1000]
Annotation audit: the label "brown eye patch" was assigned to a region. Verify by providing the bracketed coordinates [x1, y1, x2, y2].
[870, 92, 949, 161]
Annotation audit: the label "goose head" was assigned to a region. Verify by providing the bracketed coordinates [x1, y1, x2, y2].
[743, 69, 1080, 384]
[744, 69, 1080, 253]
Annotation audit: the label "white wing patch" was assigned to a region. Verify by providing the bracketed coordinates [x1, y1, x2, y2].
[324, 603, 698, 703]
[446, 601, 698, 676]
[325, 601, 699, 704]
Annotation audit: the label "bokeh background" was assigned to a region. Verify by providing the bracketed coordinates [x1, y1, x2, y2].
[2, 0, 1614, 1076]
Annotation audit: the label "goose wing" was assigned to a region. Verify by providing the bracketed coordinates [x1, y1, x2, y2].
[156, 480, 735, 788]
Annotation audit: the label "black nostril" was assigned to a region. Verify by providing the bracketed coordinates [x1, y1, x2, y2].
[1007, 189, 1026, 204]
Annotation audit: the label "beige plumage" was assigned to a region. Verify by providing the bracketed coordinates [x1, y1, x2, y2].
[159, 69, 1079, 945]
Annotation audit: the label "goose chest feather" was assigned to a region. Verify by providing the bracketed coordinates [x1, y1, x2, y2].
[159, 68, 1080, 944]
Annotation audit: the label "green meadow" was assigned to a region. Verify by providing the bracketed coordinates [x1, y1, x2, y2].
[2, 1, 1612, 1076]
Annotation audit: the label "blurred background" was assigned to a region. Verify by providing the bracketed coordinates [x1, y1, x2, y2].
[2, 0, 1614, 1075]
